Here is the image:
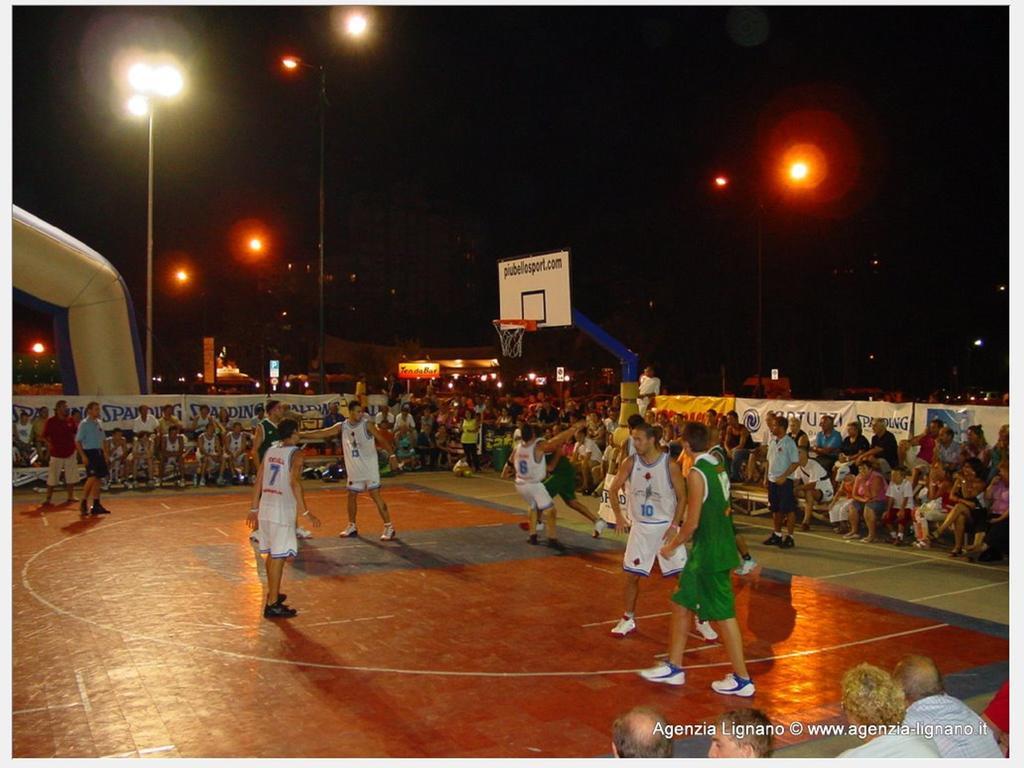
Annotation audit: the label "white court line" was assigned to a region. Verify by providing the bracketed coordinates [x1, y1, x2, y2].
[818, 559, 930, 580]
[474, 523, 506, 528]
[582, 611, 671, 628]
[160, 503, 171, 510]
[100, 749, 139, 758]
[137, 745, 176, 756]
[736, 518, 1008, 572]
[41, 515, 49, 527]
[213, 527, 229, 538]
[584, 564, 617, 575]
[74, 670, 92, 713]
[12, 701, 84, 715]
[909, 582, 1009, 603]
[655, 643, 721, 657]
[302, 614, 396, 628]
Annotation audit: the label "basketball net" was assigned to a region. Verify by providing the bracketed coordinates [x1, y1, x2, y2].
[493, 320, 530, 358]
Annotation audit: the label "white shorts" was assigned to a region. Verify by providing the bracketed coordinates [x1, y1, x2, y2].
[347, 478, 381, 493]
[256, 518, 298, 559]
[829, 498, 854, 523]
[47, 455, 78, 487]
[916, 500, 948, 523]
[623, 521, 687, 577]
[515, 481, 554, 512]
[811, 482, 835, 503]
[905, 446, 929, 470]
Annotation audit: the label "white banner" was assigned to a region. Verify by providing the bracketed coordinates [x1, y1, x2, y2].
[912, 402, 1009, 445]
[735, 399, 857, 444]
[851, 401, 915, 442]
[12, 396, 183, 430]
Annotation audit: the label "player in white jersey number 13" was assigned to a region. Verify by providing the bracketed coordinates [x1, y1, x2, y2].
[301, 400, 397, 540]
[608, 422, 717, 641]
[246, 418, 321, 619]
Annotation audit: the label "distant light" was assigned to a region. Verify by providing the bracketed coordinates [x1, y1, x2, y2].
[527, 372, 536, 381]
[255, 382, 260, 388]
[281, 311, 288, 317]
[789, 162, 809, 181]
[480, 375, 487, 381]
[346, 13, 368, 36]
[564, 375, 570, 382]
[973, 339, 984, 347]
[490, 373, 498, 380]
[282, 56, 300, 70]
[868, 353, 875, 360]
[998, 284, 1006, 292]
[871, 259, 880, 266]
[175, 269, 189, 284]
[31, 342, 46, 354]
[196, 373, 203, 379]
[714, 175, 729, 188]
[496, 381, 503, 389]
[447, 382, 454, 390]
[284, 381, 292, 388]
[126, 94, 150, 116]
[249, 237, 263, 252]
[452, 374, 459, 380]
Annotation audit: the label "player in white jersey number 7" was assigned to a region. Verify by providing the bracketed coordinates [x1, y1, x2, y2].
[301, 400, 397, 540]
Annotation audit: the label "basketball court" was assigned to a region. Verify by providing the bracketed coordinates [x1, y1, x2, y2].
[12, 474, 1008, 758]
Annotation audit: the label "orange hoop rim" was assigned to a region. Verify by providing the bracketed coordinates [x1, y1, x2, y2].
[493, 319, 538, 331]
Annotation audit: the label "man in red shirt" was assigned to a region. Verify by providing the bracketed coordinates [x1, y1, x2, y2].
[41, 400, 79, 505]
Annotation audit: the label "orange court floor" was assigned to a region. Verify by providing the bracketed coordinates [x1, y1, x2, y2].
[12, 477, 1009, 758]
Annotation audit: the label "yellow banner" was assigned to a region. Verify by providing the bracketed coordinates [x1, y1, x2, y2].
[648, 395, 735, 422]
[398, 361, 440, 380]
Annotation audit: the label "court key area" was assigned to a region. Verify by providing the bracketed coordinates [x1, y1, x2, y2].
[12, 475, 1009, 758]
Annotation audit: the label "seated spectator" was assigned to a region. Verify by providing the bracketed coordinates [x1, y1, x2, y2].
[392, 425, 419, 472]
[844, 458, 887, 542]
[933, 426, 962, 474]
[215, 407, 231, 434]
[224, 422, 253, 482]
[981, 681, 1009, 757]
[812, 414, 842, 474]
[375, 403, 396, 430]
[416, 426, 434, 468]
[723, 410, 754, 483]
[793, 447, 835, 531]
[744, 414, 776, 485]
[708, 708, 776, 758]
[104, 428, 130, 488]
[189, 404, 216, 438]
[970, 460, 1009, 562]
[611, 706, 672, 758]
[893, 655, 1002, 757]
[882, 466, 914, 545]
[572, 427, 603, 494]
[31, 406, 50, 464]
[912, 465, 955, 548]
[838, 663, 939, 757]
[828, 472, 857, 534]
[834, 421, 870, 481]
[586, 411, 608, 450]
[863, 418, 898, 477]
[127, 431, 155, 488]
[899, 418, 942, 489]
[195, 421, 225, 487]
[130, 404, 160, 436]
[395, 402, 417, 435]
[14, 411, 36, 466]
[787, 416, 810, 451]
[961, 425, 992, 472]
[931, 458, 988, 556]
[156, 424, 186, 487]
[988, 424, 1008, 481]
[158, 404, 183, 436]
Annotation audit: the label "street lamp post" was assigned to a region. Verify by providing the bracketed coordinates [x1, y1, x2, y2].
[125, 61, 184, 391]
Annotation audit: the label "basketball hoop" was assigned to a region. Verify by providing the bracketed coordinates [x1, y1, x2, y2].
[493, 319, 537, 358]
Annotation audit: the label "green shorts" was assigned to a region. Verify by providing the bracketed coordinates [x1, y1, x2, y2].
[671, 563, 736, 622]
[543, 469, 576, 502]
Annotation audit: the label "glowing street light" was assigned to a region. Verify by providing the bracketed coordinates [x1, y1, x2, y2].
[714, 175, 729, 188]
[174, 269, 189, 284]
[248, 237, 263, 253]
[346, 12, 368, 37]
[126, 94, 149, 116]
[788, 161, 809, 181]
[973, 338, 984, 348]
[31, 342, 46, 354]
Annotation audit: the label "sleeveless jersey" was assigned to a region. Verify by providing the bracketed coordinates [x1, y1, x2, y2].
[199, 433, 219, 456]
[628, 452, 677, 525]
[15, 422, 33, 443]
[227, 433, 246, 454]
[257, 418, 279, 461]
[107, 438, 125, 462]
[259, 443, 299, 524]
[193, 416, 213, 433]
[688, 453, 740, 572]
[134, 436, 151, 458]
[164, 435, 181, 453]
[342, 416, 379, 481]
[514, 439, 547, 484]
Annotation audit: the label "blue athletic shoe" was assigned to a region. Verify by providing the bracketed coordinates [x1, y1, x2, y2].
[711, 673, 756, 697]
[639, 662, 686, 686]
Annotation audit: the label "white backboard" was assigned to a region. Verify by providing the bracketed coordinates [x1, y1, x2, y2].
[497, 250, 572, 328]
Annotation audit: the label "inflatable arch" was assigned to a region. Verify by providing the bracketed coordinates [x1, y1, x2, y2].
[13, 206, 147, 395]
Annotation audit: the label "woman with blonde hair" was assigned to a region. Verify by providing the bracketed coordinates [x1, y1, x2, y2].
[838, 663, 938, 757]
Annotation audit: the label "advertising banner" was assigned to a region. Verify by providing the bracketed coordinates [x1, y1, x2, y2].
[851, 401, 915, 442]
[12, 395, 182, 430]
[735, 399, 857, 444]
[913, 402, 1008, 444]
[650, 395, 736, 423]
[398, 362, 441, 380]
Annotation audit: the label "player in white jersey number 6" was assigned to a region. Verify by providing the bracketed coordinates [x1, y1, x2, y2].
[513, 420, 586, 547]
[301, 400, 397, 540]
[246, 419, 321, 619]
[608, 421, 717, 641]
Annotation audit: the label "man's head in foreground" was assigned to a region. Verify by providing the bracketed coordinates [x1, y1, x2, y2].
[611, 706, 672, 758]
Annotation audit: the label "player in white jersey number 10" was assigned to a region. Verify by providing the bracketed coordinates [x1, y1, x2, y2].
[301, 400, 397, 541]
[247, 418, 321, 619]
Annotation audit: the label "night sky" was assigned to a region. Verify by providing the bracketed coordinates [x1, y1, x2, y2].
[12, 5, 1008, 397]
